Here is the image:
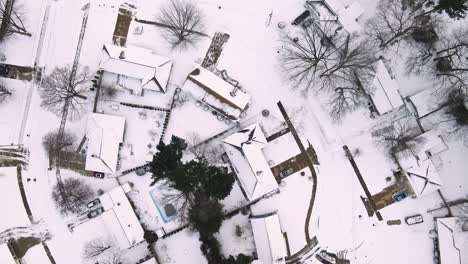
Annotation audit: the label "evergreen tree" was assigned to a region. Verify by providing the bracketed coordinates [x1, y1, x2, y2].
[421, 0, 468, 19]
[150, 135, 187, 185]
[436, 0, 468, 19]
[189, 195, 224, 236]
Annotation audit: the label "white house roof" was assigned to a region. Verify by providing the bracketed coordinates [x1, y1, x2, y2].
[86, 113, 125, 174]
[410, 131, 448, 161]
[223, 123, 279, 200]
[396, 154, 442, 197]
[101, 44, 173, 93]
[99, 183, 144, 249]
[0, 243, 15, 264]
[250, 213, 287, 264]
[408, 88, 442, 118]
[336, 1, 364, 33]
[369, 60, 404, 115]
[437, 217, 462, 264]
[185, 66, 251, 111]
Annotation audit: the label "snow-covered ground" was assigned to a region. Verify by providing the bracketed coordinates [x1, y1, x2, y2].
[1, 0, 467, 263]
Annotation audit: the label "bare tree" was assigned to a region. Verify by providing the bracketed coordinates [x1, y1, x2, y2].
[0, 80, 12, 103]
[187, 132, 223, 164]
[433, 90, 468, 145]
[281, 22, 376, 93]
[39, 65, 91, 120]
[42, 130, 77, 158]
[405, 40, 435, 74]
[432, 27, 468, 95]
[0, 0, 31, 42]
[280, 22, 338, 93]
[156, 0, 206, 48]
[83, 238, 114, 261]
[365, 0, 424, 49]
[98, 251, 122, 264]
[327, 74, 369, 121]
[373, 118, 426, 157]
[51, 177, 95, 215]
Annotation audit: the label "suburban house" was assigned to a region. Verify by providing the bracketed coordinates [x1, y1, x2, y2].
[0, 242, 15, 264]
[250, 212, 288, 264]
[100, 44, 173, 96]
[436, 217, 465, 264]
[395, 131, 448, 197]
[98, 183, 145, 249]
[406, 88, 444, 119]
[305, 0, 364, 33]
[222, 123, 279, 201]
[368, 60, 404, 116]
[183, 66, 251, 120]
[85, 113, 126, 175]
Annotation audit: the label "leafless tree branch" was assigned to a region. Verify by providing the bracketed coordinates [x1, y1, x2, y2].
[156, 0, 206, 49]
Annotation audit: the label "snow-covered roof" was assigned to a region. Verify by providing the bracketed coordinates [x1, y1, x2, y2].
[0, 243, 15, 264]
[369, 60, 404, 115]
[185, 66, 251, 111]
[99, 183, 145, 249]
[306, 0, 339, 21]
[336, 1, 364, 33]
[410, 131, 448, 161]
[264, 132, 301, 166]
[396, 154, 442, 197]
[306, 0, 363, 32]
[408, 88, 442, 118]
[437, 218, 462, 264]
[250, 213, 287, 264]
[100, 44, 173, 93]
[86, 113, 125, 174]
[223, 123, 279, 200]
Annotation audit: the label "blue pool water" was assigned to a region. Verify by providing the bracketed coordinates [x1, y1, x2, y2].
[149, 189, 174, 223]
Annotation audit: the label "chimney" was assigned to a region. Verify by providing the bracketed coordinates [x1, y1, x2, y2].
[119, 51, 125, 59]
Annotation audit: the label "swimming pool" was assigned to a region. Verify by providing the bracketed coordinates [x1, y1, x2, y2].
[149, 189, 175, 223]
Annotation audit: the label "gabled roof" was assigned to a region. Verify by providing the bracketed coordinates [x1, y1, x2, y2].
[408, 88, 442, 118]
[100, 44, 173, 93]
[86, 113, 125, 174]
[223, 123, 279, 200]
[250, 213, 287, 264]
[99, 183, 145, 249]
[396, 154, 442, 197]
[185, 66, 251, 111]
[306, 0, 364, 33]
[369, 60, 404, 115]
[437, 217, 462, 264]
[410, 131, 448, 160]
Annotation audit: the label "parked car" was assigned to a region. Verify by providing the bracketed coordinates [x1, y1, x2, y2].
[87, 198, 101, 209]
[87, 207, 104, 219]
[405, 214, 424, 225]
[292, 10, 311, 25]
[392, 192, 407, 202]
